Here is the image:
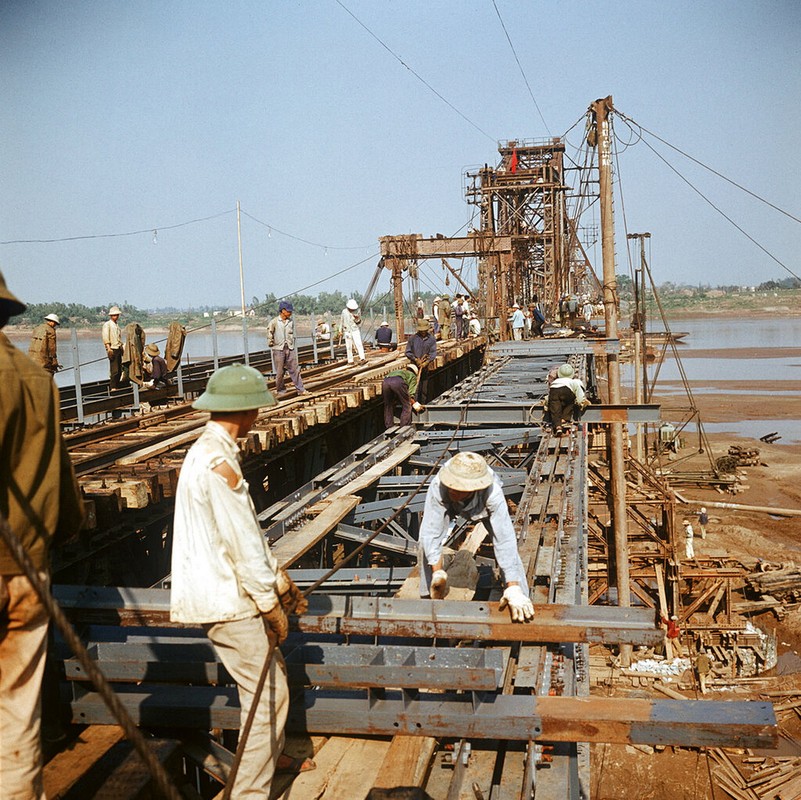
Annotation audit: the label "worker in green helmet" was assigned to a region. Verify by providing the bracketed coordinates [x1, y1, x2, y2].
[170, 364, 314, 795]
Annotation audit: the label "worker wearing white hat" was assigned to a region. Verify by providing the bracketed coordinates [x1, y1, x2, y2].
[418, 451, 534, 622]
[28, 313, 61, 374]
[101, 306, 124, 390]
[340, 298, 366, 364]
[509, 302, 524, 340]
[682, 518, 695, 560]
[698, 507, 708, 539]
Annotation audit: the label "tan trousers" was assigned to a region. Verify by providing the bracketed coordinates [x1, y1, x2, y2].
[0, 573, 49, 800]
[204, 614, 289, 799]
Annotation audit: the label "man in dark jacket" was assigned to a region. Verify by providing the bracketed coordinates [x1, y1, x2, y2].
[0, 271, 83, 797]
[405, 318, 437, 404]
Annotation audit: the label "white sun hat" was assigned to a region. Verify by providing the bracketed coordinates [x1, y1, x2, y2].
[439, 452, 493, 492]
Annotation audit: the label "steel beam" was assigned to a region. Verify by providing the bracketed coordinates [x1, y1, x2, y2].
[490, 339, 620, 356]
[67, 686, 776, 748]
[419, 404, 661, 426]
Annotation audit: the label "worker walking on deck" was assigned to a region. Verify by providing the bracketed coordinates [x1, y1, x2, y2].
[1, 271, 84, 799]
[102, 305, 124, 390]
[341, 299, 366, 364]
[509, 303, 524, 340]
[28, 313, 61, 374]
[418, 452, 534, 623]
[268, 301, 307, 396]
[683, 519, 695, 559]
[438, 295, 452, 340]
[381, 363, 422, 428]
[405, 317, 437, 404]
[170, 364, 313, 797]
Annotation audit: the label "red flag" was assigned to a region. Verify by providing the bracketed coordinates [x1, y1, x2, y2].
[510, 149, 518, 174]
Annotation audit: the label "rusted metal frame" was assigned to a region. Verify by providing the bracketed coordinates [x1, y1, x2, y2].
[679, 580, 724, 624]
[66, 686, 777, 748]
[52, 586, 664, 646]
[379, 233, 513, 259]
[629, 580, 657, 609]
[588, 581, 608, 605]
[418, 403, 660, 426]
[334, 524, 417, 558]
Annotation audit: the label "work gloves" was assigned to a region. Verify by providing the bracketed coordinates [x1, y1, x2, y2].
[499, 585, 535, 623]
[578, 398, 592, 411]
[276, 568, 308, 616]
[412, 402, 425, 414]
[263, 604, 289, 643]
[430, 569, 448, 599]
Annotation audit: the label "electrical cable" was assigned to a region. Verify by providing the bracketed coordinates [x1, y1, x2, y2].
[0, 209, 236, 245]
[333, 0, 497, 143]
[614, 110, 801, 226]
[490, 0, 550, 135]
[241, 209, 373, 251]
[276, 252, 381, 299]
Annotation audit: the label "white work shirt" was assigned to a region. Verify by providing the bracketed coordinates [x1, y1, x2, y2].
[419, 471, 529, 592]
[170, 421, 280, 624]
[101, 319, 122, 350]
[340, 307, 361, 334]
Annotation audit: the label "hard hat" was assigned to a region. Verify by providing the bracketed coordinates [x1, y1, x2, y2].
[346, 299, 359, 311]
[380, 320, 389, 326]
[512, 302, 520, 309]
[278, 300, 294, 313]
[439, 452, 493, 492]
[193, 364, 276, 412]
[108, 306, 122, 316]
[44, 313, 61, 325]
[406, 363, 419, 375]
[700, 507, 707, 513]
[557, 363, 574, 378]
[415, 318, 430, 332]
[682, 519, 690, 525]
[145, 343, 160, 356]
[0, 270, 26, 317]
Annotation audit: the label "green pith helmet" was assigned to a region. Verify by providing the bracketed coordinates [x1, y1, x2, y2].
[558, 363, 574, 378]
[193, 364, 276, 412]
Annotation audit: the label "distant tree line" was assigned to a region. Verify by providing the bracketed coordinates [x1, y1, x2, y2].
[6, 302, 149, 327]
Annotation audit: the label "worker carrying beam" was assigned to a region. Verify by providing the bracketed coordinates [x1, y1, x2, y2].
[418, 452, 534, 622]
[170, 364, 314, 796]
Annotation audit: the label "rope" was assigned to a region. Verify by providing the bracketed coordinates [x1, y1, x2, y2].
[0, 513, 185, 800]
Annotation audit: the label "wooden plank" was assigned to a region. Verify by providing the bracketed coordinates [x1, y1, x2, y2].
[271, 495, 361, 567]
[43, 725, 126, 799]
[371, 737, 437, 791]
[114, 428, 203, 466]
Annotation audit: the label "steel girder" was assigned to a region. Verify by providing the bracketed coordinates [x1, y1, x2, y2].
[418, 404, 661, 426]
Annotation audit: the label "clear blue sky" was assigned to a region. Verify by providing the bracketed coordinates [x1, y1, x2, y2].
[1, 1, 799, 310]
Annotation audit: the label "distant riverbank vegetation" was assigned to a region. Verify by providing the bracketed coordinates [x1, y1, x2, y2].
[7, 276, 799, 328]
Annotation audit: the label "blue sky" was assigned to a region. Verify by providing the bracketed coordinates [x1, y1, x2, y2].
[1, 1, 799, 309]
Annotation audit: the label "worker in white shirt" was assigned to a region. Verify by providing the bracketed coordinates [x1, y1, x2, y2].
[340, 298, 366, 364]
[547, 363, 588, 435]
[418, 452, 534, 622]
[101, 305, 124, 390]
[170, 364, 313, 796]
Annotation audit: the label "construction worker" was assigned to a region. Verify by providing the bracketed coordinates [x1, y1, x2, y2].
[698, 507, 708, 539]
[547, 363, 587, 435]
[101, 305, 124, 390]
[28, 312, 61, 374]
[509, 303, 524, 340]
[468, 312, 481, 337]
[381, 363, 422, 428]
[418, 452, 534, 623]
[142, 343, 170, 389]
[341, 298, 366, 364]
[683, 518, 695, 559]
[375, 320, 393, 351]
[170, 364, 313, 796]
[438, 295, 452, 340]
[267, 300, 307, 396]
[1, 271, 84, 798]
[405, 317, 437, 404]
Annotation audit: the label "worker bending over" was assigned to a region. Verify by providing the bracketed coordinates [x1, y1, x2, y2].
[547, 363, 587, 435]
[418, 452, 534, 622]
[170, 364, 312, 797]
[381, 363, 423, 428]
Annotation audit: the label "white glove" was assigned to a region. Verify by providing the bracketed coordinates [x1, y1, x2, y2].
[412, 401, 425, 413]
[430, 569, 448, 599]
[499, 585, 534, 622]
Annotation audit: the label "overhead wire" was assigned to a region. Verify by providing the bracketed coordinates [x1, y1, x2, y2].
[616, 115, 801, 284]
[490, 0, 550, 135]
[241, 209, 373, 251]
[614, 110, 801, 226]
[333, 0, 497, 144]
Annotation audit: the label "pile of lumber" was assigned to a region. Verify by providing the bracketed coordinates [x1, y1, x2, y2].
[744, 563, 801, 604]
[728, 445, 762, 467]
[709, 748, 801, 800]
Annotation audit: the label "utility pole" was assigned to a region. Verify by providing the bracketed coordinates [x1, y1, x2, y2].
[236, 200, 246, 318]
[627, 232, 651, 469]
[592, 95, 631, 665]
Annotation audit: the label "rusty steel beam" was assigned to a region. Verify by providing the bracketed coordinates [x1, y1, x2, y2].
[379, 234, 512, 259]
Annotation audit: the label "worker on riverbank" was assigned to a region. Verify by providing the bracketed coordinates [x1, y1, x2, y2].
[341, 298, 366, 364]
[418, 452, 534, 623]
[698, 507, 708, 539]
[101, 305, 124, 390]
[381, 363, 422, 428]
[1, 270, 84, 798]
[405, 317, 437, 404]
[28, 312, 61, 374]
[547, 363, 587, 435]
[170, 364, 314, 796]
[268, 300, 307, 397]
